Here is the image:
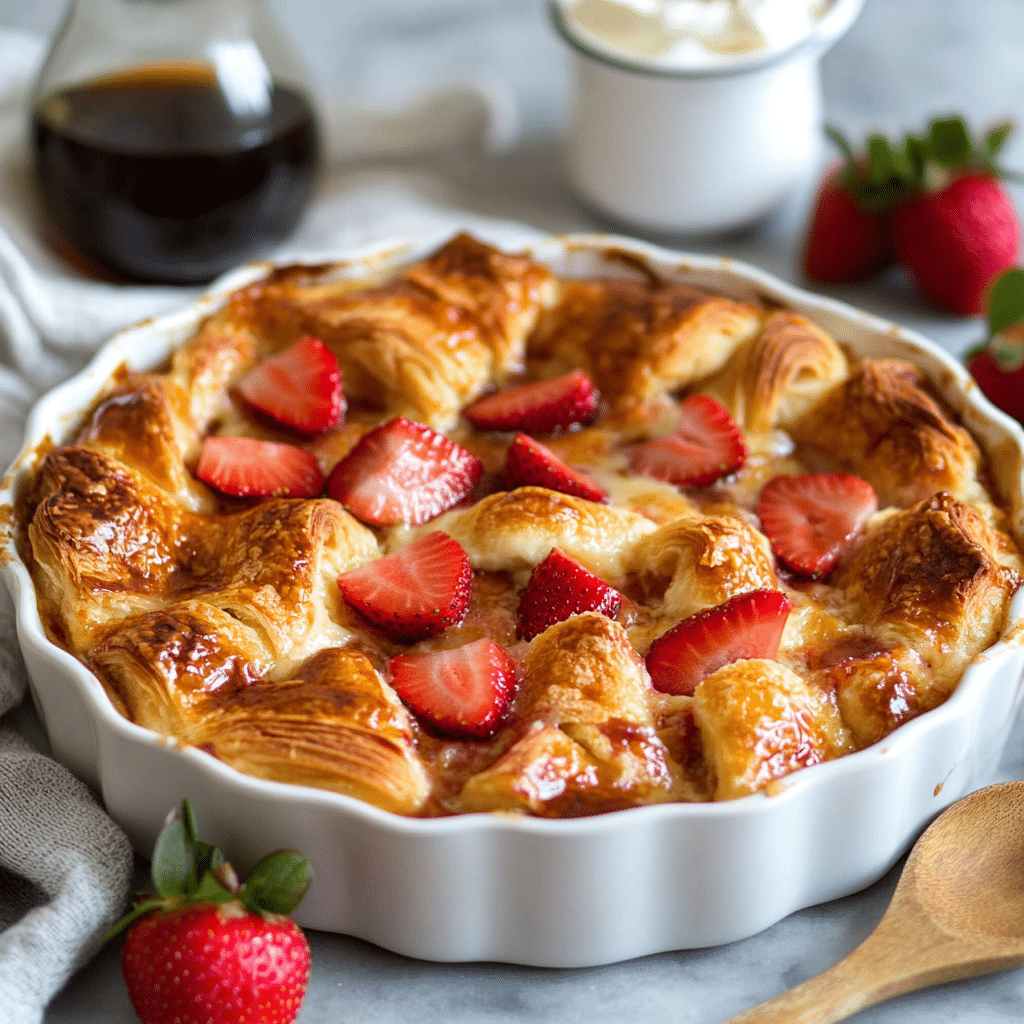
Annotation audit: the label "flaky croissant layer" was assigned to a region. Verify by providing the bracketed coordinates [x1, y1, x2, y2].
[19, 233, 1023, 816]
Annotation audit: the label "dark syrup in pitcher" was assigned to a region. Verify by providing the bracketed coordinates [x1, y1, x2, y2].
[32, 65, 320, 284]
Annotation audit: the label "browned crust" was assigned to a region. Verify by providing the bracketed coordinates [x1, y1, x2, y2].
[12, 233, 1024, 814]
[791, 359, 982, 507]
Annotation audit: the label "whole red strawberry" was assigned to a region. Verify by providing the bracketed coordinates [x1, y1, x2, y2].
[802, 158, 894, 284]
[802, 117, 1021, 314]
[965, 266, 1024, 422]
[894, 173, 1019, 316]
[110, 800, 312, 1024]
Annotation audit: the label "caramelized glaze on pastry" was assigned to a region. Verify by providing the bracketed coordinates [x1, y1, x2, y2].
[698, 310, 849, 450]
[628, 514, 777, 639]
[238, 232, 556, 430]
[833, 491, 1022, 693]
[791, 359, 985, 507]
[18, 234, 1023, 814]
[693, 659, 853, 801]
[530, 277, 763, 424]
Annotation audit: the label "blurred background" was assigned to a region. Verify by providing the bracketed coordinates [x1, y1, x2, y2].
[4, 0, 1024, 326]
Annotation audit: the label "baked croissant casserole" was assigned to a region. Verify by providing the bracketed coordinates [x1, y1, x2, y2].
[16, 232, 1024, 817]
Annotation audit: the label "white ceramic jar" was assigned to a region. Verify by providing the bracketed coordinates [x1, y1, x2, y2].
[551, 0, 865, 235]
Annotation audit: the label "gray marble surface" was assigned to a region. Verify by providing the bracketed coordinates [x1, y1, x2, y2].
[3, 0, 1024, 1021]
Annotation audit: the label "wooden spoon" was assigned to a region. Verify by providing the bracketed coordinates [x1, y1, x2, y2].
[724, 781, 1024, 1023]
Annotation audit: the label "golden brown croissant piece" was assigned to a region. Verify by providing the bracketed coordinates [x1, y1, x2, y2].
[456, 723, 606, 815]
[90, 608, 428, 814]
[88, 601, 272, 740]
[236, 233, 555, 429]
[519, 612, 653, 727]
[189, 498, 379, 673]
[458, 719, 677, 816]
[807, 639, 931, 749]
[203, 646, 430, 814]
[461, 615, 677, 814]
[168, 303, 261, 435]
[73, 374, 221, 513]
[28, 445, 191, 650]
[790, 359, 983, 507]
[434, 485, 657, 583]
[28, 443, 378, 661]
[833, 491, 1023, 694]
[692, 659, 854, 801]
[401, 231, 557, 377]
[628, 514, 778, 641]
[528, 277, 763, 422]
[698, 310, 848, 449]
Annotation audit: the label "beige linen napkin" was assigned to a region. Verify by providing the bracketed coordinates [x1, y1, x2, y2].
[0, 26, 535, 1023]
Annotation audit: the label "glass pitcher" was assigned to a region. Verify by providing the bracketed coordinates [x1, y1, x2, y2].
[30, 0, 321, 284]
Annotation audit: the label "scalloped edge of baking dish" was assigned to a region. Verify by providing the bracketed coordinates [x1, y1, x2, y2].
[3, 229, 1023, 967]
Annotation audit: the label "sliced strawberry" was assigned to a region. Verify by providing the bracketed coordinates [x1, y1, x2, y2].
[464, 370, 599, 433]
[236, 335, 344, 434]
[757, 473, 878, 579]
[646, 589, 792, 696]
[195, 436, 324, 498]
[630, 394, 746, 487]
[326, 416, 484, 526]
[516, 547, 621, 641]
[338, 531, 472, 643]
[389, 638, 517, 738]
[502, 432, 608, 503]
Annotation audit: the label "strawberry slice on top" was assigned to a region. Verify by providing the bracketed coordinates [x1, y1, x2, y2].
[338, 531, 472, 643]
[464, 369, 599, 433]
[195, 436, 325, 498]
[646, 589, 792, 696]
[503, 432, 608, 503]
[236, 334, 344, 435]
[389, 638, 517, 739]
[516, 547, 622, 641]
[757, 473, 878, 579]
[631, 394, 746, 487]
[326, 416, 484, 526]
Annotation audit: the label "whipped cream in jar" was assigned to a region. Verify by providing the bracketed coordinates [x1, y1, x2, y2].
[551, 0, 864, 235]
[565, 0, 834, 68]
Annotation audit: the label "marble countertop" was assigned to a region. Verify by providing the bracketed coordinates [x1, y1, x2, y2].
[3, 0, 1024, 1021]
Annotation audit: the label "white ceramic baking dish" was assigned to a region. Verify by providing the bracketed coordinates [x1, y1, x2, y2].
[3, 231, 1024, 968]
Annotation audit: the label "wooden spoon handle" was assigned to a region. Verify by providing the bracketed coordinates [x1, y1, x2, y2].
[722, 909, 1021, 1024]
[722, 935, 908, 1024]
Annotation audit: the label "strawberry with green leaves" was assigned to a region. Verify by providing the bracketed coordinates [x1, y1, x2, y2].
[111, 800, 312, 1024]
[802, 135, 897, 284]
[965, 266, 1024, 422]
[803, 116, 1021, 315]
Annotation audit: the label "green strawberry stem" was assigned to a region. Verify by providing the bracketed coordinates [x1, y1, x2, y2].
[105, 799, 312, 941]
[826, 115, 1017, 214]
[984, 268, 1024, 369]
